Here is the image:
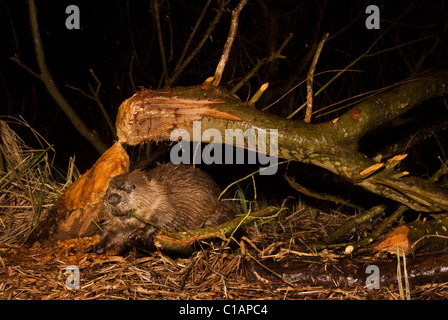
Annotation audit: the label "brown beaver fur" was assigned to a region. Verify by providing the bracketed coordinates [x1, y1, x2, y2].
[88, 163, 235, 254]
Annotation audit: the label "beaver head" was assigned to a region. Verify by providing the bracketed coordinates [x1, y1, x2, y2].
[103, 170, 166, 224]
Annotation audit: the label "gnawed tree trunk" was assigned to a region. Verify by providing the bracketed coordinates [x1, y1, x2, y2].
[116, 69, 448, 212]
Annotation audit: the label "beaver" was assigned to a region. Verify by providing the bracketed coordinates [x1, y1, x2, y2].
[87, 163, 235, 254]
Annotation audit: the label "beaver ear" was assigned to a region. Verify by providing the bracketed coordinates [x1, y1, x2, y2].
[143, 172, 152, 182]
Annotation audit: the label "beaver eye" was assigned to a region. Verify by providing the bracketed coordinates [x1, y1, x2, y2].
[125, 184, 136, 192]
[116, 183, 135, 192]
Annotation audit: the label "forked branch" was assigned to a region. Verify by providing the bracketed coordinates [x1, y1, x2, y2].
[11, 0, 108, 154]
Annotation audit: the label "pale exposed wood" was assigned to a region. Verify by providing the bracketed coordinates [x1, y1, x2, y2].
[29, 142, 129, 242]
[62, 142, 129, 210]
[116, 88, 243, 145]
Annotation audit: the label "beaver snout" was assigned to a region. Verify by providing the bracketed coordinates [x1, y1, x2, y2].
[108, 193, 122, 205]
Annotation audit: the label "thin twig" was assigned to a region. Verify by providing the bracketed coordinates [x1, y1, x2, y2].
[152, 0, 169, 87]
[167, 0, 228, 87]
[88, 69, 116, 137]
[262, 69, 361, 112]
[129, 54, 136, 92]
[284, 172, 362, 210]
[304, 33, 328, 123]
[246, 251, 295, 287]
[230, 33, 293, 94]
[176, 0, 212, 71]
[218, 160, 290, 201]
[66, 70, 117, 138]
[287, 5, 420, 120]
[180, 253, 200, 291]
[9, 57, 40, 79]
[212, 0, 248, 87]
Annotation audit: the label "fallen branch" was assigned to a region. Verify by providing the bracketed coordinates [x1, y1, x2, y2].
[322, 205, 386, 245]
[145, 206, 284, 254]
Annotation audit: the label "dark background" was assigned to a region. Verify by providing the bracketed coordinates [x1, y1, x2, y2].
[1, 0, 447, 176]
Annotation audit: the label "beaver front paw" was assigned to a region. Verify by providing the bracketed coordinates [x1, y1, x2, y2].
[127, 227, 158, 249]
